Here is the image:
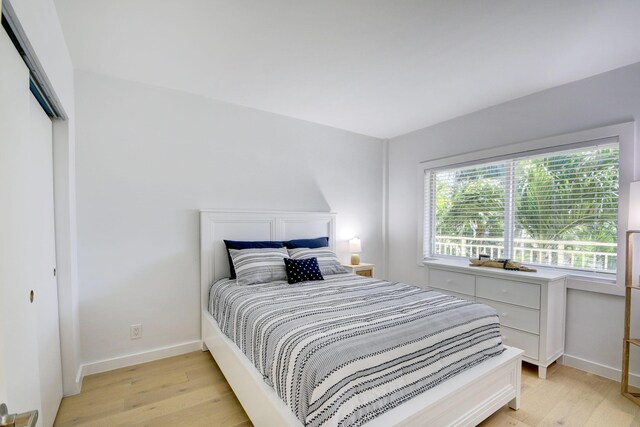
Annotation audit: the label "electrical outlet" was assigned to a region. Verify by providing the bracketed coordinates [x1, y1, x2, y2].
[130, 324, 142, 339]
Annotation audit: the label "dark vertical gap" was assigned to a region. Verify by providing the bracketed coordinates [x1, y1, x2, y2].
[2, 14, 56, 118]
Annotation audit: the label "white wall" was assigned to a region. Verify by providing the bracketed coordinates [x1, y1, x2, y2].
[388, 61, 640, 382]
[74, 71, 383, 367]
[7, 0, 81, 395]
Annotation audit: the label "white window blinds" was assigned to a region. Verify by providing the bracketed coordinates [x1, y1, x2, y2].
[426, 143, 619, 273]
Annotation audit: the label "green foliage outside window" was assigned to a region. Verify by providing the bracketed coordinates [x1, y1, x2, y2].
[432, 145, 619, 271]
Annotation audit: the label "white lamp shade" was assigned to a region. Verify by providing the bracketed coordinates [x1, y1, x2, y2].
[630, 181, 640, 230]
[349, 237, 362, 253]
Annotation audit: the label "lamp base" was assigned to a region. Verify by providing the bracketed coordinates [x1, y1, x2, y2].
[351, 254, 360, 265]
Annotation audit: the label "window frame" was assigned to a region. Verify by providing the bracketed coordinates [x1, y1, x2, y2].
[418, 122, 636, 290]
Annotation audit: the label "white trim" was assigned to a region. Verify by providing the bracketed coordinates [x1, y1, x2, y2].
[566, 276, 623, 296]
[382, 138, 390, 280]
[78, 340, 202, 378]
[419, 123, 631, 170]
[418, 122, 636, 291]
[562, 353, 640, 388]
[62, 367, 82, 397]
[416, 167, 428, 266]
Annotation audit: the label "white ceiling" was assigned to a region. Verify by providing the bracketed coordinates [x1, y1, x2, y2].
[54, 0, 640, 138]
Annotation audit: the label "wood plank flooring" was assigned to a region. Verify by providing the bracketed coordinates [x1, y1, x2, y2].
[54, 351, 640, 426]
[481, 362, 640, 427]
[54, 351, 250, 427]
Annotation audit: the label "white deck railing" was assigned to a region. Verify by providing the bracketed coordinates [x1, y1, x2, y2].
[434, 235, 617, 271]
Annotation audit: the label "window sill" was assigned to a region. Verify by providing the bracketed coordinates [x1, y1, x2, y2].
[565, 274, 622, 296]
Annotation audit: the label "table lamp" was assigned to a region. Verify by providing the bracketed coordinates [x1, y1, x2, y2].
[349, 237, 362, 265]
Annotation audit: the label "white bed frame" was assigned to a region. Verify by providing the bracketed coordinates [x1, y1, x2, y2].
[200, 209, 522, 426]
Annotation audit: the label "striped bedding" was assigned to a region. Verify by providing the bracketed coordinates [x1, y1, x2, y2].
[209, 273, 504, 427]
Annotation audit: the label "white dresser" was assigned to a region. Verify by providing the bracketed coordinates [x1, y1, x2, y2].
[424, 259, 567, 379]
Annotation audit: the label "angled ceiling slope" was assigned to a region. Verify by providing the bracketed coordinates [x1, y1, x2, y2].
[55, 0, 640, 138]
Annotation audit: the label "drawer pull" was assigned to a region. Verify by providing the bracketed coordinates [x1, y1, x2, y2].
[502, 335, 508, 341]
[446, 279, 452, 283]
[501, 289, 507, 293]
[502, 312, 508, 317]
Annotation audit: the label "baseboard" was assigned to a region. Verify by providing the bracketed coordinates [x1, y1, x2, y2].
[72, 366, 83, 395]
[562, 354, 640, 388]
[61, 368, 83, 397]
[78, 340, 202, 385]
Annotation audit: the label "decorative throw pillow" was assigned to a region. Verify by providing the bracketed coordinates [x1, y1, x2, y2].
[283, 257, 324, 284]
[229, 247, 289, 286]
[287, 247, 347, 276]
[284, 236, 329, 249]
[224, 240, 284, 279]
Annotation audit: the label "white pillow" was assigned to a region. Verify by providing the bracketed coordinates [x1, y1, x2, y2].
[287, 247, 347, 276]
[229, 247, 289, 285]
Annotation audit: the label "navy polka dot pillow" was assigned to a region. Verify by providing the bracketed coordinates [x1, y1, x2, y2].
[283, 257, 324, 284]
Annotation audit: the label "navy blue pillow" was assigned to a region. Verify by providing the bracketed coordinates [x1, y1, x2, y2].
[283, 257, 324, 284]
[224, 240, 284, 279]
[284, 236, 329, 249]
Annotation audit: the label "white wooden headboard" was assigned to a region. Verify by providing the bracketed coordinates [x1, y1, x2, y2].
[200, 210, 336, 312]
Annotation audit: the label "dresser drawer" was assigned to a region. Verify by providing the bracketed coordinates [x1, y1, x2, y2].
[429, 287, 475, 302]
[429, 269, 475, 296]
[476, 276, 540, 309]
[500, 325, 539, 360]
[477, 297, 540, 334]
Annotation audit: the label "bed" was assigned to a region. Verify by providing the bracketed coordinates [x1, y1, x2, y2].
[200, 210, 522, 426]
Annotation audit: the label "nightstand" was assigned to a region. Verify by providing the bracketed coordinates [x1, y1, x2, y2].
[342, 263, 374, 278]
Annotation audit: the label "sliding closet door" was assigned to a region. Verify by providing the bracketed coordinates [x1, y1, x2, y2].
[0, 26, 43, 419]
[30, 93, 63, 427]
[1, 26, 63, 426]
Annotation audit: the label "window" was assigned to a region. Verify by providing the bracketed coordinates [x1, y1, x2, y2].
[425, 143, 619, 273]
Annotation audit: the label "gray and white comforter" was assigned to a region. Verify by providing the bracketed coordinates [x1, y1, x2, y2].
[209, 273, 504, 427]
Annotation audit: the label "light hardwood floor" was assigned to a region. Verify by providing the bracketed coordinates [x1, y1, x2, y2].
[55, 352, 640, 427]
[54, 351, 250, 427]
